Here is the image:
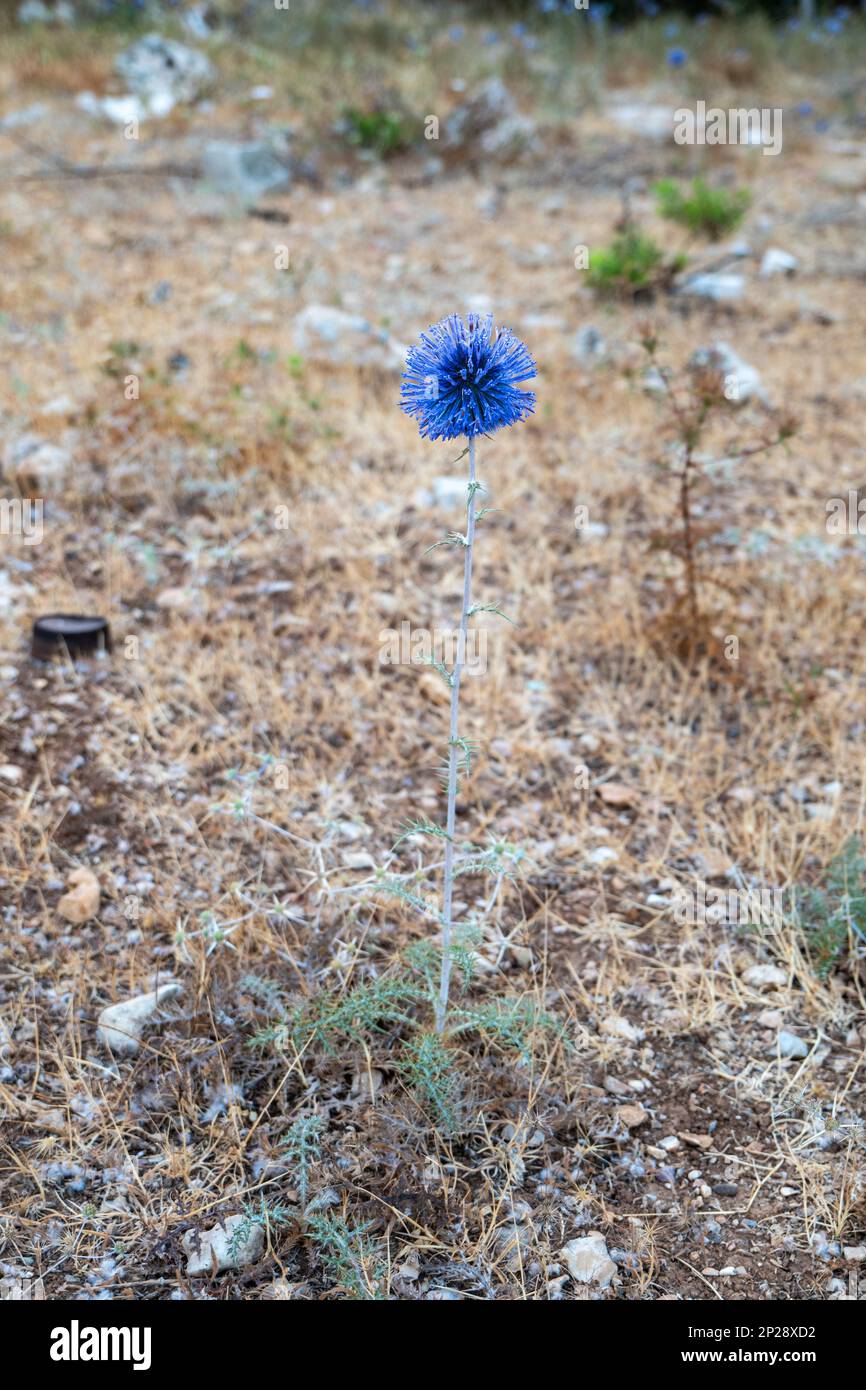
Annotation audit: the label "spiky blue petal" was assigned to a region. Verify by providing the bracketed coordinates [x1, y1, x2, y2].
[400, 313, 537, 442]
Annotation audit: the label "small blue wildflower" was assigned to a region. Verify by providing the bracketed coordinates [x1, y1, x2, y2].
[814, 118, 830, 133]
[667, 46, 687, 68]
[400, 314, 536, 442]
[795, 101, 814, 117]
[824, 17, 843, 34]
[448, 24, 464, 42]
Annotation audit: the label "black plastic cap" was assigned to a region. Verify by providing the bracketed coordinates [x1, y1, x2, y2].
[31, 614, 112, 662]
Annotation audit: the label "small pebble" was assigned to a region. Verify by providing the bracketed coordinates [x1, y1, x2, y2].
[775, 1030, 809, 1060]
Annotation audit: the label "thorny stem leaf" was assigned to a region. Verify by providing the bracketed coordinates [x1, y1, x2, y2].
[390, 818, 451, 852]
[424, 531, 468, 555]
[467, 601, 513, 624]
[425, 654, 454, 688]
[437, 439, 478, 1034]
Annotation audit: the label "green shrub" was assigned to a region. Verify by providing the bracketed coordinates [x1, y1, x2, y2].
[654, 178, 751, 241]
[588, 229, 685, 297]
[795, 838, 866, 978]
[344, 107, 414, 157]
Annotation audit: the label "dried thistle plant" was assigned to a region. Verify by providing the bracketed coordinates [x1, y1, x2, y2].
[639, 325, 796, 656]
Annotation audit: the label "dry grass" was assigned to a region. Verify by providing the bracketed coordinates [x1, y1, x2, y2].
[1, 5, 865, 1301]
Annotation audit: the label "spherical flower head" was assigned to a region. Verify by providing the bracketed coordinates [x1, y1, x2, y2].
[667, 46, 687, 68]
[400, 313, 537, 442]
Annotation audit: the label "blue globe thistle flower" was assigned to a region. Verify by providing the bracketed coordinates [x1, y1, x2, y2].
[400, 314, 537, 442]
[667, 46, 687, 68]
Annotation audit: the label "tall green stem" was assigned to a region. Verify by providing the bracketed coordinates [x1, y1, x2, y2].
[436, 436, 477, 1034]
